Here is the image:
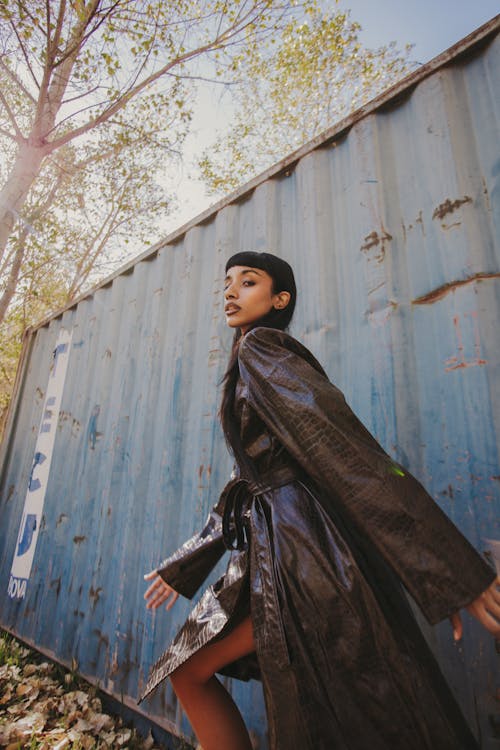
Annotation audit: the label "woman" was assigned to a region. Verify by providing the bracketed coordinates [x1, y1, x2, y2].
[141, 252, 499, 750]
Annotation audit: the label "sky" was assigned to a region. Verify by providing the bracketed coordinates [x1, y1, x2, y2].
[162, 0, 499, 235]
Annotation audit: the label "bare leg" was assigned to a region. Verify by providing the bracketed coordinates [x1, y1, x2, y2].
[170, 616, 255, 750]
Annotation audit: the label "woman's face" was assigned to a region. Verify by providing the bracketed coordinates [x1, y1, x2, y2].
[224, 265, 289, 334]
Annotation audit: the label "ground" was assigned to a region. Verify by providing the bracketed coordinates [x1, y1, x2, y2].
[0, 631, 193, 750]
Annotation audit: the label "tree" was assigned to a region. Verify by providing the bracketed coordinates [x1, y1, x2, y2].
[0, 1, 305, 325]
[0, 0, 308, 430]
[199, 6, 415, 194]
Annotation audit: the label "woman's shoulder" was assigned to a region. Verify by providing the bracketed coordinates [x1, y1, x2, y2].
[239, 326, 327, 377]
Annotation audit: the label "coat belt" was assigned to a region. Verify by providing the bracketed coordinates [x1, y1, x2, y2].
[222, 465, 301, 551]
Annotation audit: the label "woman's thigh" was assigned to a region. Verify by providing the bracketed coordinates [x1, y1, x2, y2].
[171, 616, 255, 685]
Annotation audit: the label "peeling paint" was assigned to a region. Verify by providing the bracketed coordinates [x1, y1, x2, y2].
[366, 301, 397, 327]
[432, 195, 472, 220]
[88, 405, 102, 449]
[412, 272, 500, 305]
[56, 513, 68, 527]
[73, 535, 86, 545]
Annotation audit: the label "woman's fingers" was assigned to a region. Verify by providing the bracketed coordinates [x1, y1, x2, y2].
[166, 591, 180, 610]
[449, 611, 463, 641]
[143, 572, 179, 610]
[465, 576, 500, 637]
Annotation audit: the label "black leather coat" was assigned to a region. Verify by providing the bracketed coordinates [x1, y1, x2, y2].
[140, 327, 494, 749]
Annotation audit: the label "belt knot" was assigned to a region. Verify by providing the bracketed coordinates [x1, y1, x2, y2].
[222, 479, 253, 551]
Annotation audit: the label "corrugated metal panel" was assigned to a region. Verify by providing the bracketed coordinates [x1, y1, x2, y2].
[1, 18, 499, 748]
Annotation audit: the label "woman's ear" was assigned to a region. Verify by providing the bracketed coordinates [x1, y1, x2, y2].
[274, 291, 291, 310]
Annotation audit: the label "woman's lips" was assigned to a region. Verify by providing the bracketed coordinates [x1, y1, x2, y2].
[225, 305, 241, 315]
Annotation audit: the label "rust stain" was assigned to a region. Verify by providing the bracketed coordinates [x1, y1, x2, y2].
[440, 484, 454, 499]
[89, 586, 103, 609]
[415, 210, 424, 234]
[432, 195, 472, 220]
[361, 229, 393, 251]
[367, 280, 386, 296]
[360, 228, 392, 264]
[444, 312, 487, 372]
[439, 221, 461, 230]
[412, 272, 500, 305]
[73, 535, 86, 544]
[402, 211, 425, 242]
[482, 177, 490, 211]
[444, 359, 487, 371]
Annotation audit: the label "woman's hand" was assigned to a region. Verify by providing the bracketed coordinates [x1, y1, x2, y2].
[450, 575, 500, 640]
[144, 570, 180, 611]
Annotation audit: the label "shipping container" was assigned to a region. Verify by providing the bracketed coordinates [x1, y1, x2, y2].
[1, 15, 499, 749]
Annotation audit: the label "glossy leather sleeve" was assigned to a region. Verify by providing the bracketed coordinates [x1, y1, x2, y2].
[155, 488, 228, 600]
[238, 327, 495, 625]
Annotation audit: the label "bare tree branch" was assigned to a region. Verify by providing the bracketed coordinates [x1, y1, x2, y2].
[0, 90, 24, 140]
[16, 1, 49, 37]
[51, 0, 118, 70]
[8, 17, 40, 90]
[0, 57, 37, 104]
[0, 125, 17, 141]
[0, 234, 26, 321]
[46, 9, 269, 152]
[61, 83, 100, 105]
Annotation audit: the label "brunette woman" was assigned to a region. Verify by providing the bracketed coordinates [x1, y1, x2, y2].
[142, 252, 499, 750]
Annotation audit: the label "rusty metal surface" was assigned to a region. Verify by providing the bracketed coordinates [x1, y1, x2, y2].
[1, 20, 499, 749]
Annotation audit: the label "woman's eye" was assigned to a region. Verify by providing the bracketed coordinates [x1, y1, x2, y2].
[242, 280, 255, 287]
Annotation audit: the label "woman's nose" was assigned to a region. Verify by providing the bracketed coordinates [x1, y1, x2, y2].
[225, 284, 237, 299]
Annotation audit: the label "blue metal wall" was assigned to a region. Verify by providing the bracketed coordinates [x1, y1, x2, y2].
[1, 19, 499, 749]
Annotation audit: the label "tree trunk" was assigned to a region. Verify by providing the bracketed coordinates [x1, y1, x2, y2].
[0, 231, 27, 324]
[0, 143, 47, 267]
[0, 142, 49, 326]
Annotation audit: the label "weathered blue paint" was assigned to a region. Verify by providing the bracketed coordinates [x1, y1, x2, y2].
[0, 18, 499, 749]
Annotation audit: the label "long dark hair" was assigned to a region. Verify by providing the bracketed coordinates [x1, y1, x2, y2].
[220, 252, 297, 476]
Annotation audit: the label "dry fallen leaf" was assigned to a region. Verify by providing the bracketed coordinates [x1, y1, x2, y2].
[0, 688, 12, 704]
[115, 728, 132, 746]
[53, 739, 70, 750]
[23, 663, 39, 677]
[86, 708, 115, 733]
[11, 709, 47, 735]
[142, 730, 156, 750]
[0, 633, 193, 749]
